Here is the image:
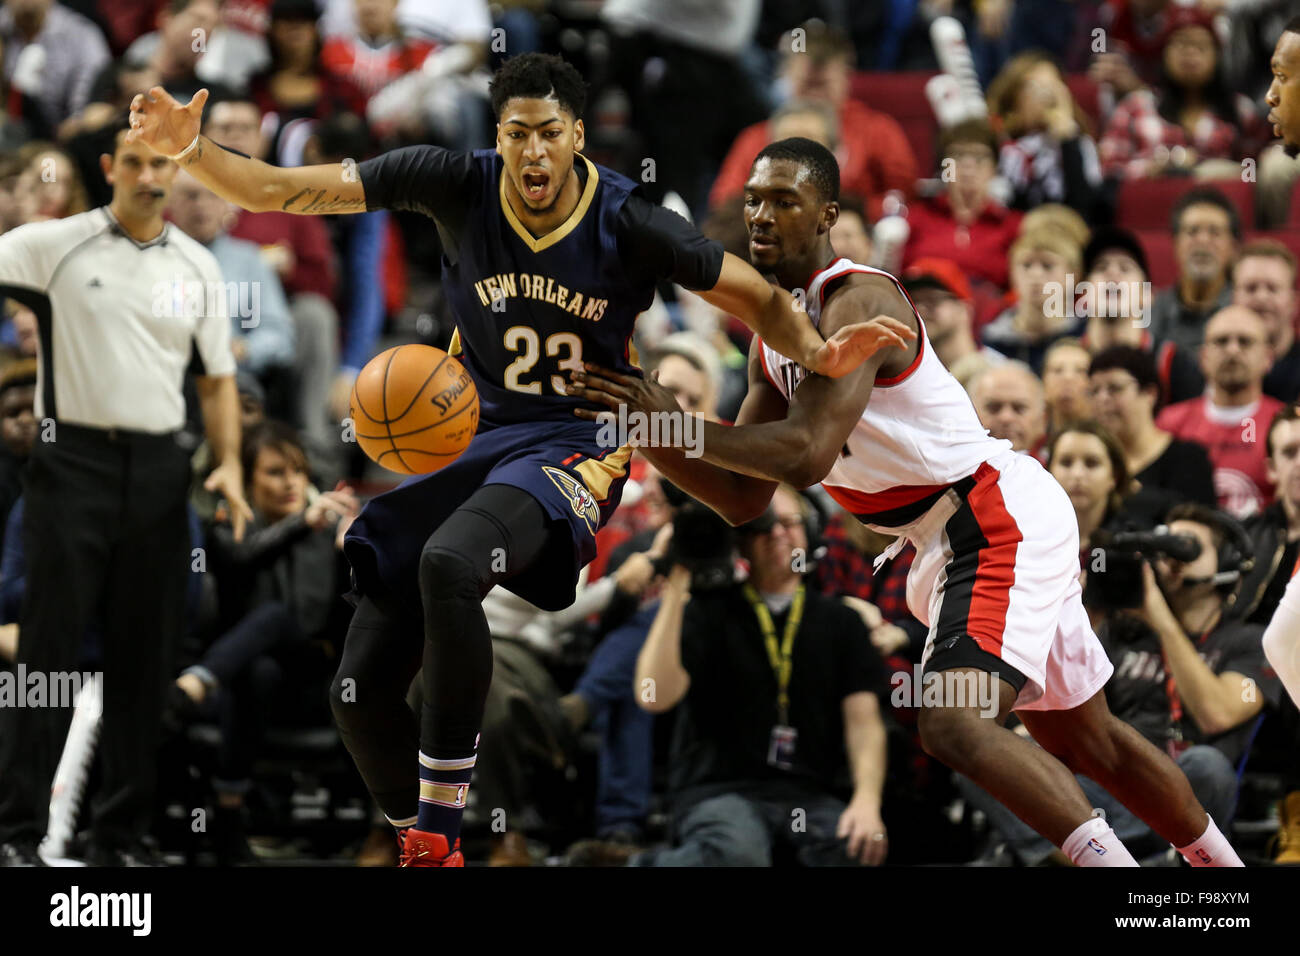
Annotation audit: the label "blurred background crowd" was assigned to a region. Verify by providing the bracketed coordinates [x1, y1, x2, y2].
[1, 0, 1299, 867]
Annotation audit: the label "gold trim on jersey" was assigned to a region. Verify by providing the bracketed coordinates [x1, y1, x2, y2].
[448, 328, 462, 356]
[499, 154, 599, 253]
[574, 443, 633, 502]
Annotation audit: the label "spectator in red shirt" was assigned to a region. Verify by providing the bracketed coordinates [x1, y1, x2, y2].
[1092, 0, 1174, 95]
[1157, 306, 1285, 518]
[319, 0, 433, 104]
[1098, 7, 1267, 180]
[708, 23, 916, 222]
[902, 119, 1022, 294]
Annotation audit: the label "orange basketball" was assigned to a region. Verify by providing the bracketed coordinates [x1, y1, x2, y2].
[350, 345, 479, 475]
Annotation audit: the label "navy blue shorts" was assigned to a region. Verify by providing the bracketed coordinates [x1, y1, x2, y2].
[343, 420, 631, 614]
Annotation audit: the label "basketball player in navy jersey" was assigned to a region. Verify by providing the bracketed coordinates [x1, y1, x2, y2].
[127, 54, 900, 865]
[571, 138, 1243, 867]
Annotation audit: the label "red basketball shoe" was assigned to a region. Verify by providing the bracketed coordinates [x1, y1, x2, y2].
[398, 828, 464, 867]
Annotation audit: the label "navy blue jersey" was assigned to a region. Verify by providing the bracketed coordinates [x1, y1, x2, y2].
[359, 146, 723, 426]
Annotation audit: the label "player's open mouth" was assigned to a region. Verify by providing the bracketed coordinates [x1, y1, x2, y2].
[522, 171, 549, 200]
[750, 234, 778, 250]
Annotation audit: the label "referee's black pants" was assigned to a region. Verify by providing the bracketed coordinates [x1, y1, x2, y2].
[0, 423, 192, 849]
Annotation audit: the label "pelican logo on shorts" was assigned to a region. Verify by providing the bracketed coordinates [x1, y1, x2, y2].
[542, 466, 600, 535]
[1087, 838, 1107, 856]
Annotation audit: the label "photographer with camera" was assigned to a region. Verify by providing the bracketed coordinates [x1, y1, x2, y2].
[964, 504, 1278, 864]
[627, 485, 891, 867]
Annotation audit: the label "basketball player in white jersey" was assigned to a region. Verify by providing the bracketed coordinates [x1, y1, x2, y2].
[1261, 18, 1300, 708]
[568, 138, 1242, 866]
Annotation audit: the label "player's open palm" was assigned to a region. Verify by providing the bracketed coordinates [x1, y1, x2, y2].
[127, 86, 208, 156]
[814, 315, 916, 378]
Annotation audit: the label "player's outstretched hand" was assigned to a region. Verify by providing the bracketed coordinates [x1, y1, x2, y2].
[127, 86, 208, 156]
[565, 362, 684, 426]
[811, 314, 916, 378]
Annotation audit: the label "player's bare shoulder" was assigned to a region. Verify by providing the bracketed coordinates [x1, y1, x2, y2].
[820, 270, 920, 377]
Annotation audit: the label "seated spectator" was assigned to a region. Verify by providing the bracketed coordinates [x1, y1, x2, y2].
[971, 361, 1048, 458]
[1239, 406, 1300, 625]
[630, 487, 891, 867]
[203, 96, 345, 471]
[319, 0, 433, 105]
[167, 171, 296, 404]
[813, 507, 924, 664]
[1079, 225, 1204, 405]
[0, 299, 38, 363]
[1099, 7, 1267, 180]
[171, 421, 359, 864]
[902, 119, 1023, 293]
[1091, 0, 1175, 94]
[1149, 187, 1239, 353]
[11, 141, 89, 223]
[1020, 202, 1090, 250]
[0, 153, 26, 236]
[249, 0, 368, 168]
[709, 21, 916, 222]
[1046, 420, 1142, 571]
[1041, 338, 1092, 436]
[1088, 346, 1216, 511]
[987, 51, 1104, 218]
[359, 0, 492, 150]
[0, 39, 33, 152]
[0, 359, 35, 556]
[190, 0, 273, 95]
[1158, 307, 1284, 518]
[901, 257, 1005, 392]
[120, 0, 226, 105]
[962, 502, 1278, 865]
[0, 0, 110, 136]
[829, 193, 873, 267]
[438, 551, 654, 866]
[1232, 239, 1300, 404]
[980, 229, 1084, 373]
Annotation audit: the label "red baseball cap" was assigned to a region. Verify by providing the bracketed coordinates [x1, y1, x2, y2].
[902, 257, 973, 304]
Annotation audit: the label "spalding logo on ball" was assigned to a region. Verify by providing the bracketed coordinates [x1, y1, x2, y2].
[350, 344, 480, 475]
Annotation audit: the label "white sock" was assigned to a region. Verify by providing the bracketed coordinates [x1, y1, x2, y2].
[1176, 815, 1243, 867]
[1062, 813, 1138, 867]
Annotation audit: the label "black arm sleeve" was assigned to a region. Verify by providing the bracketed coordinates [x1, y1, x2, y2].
[358, 145, 480, 225]
[616, 193, 725, 291]
[209, 512, 314, 570]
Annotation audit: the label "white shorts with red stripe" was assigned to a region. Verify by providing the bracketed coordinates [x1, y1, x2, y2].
[885, 449, 1114, 711]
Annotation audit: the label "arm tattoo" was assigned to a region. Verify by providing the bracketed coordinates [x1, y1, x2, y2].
[281, 188, 366, 213]
[181, 139, 204, 166]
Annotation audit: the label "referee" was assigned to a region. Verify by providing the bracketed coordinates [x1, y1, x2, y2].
[0, 123, 251, 866]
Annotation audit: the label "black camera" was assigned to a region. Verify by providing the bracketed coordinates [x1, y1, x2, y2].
[1085, 528, 1203, 611]
[650, 481, 738, 590]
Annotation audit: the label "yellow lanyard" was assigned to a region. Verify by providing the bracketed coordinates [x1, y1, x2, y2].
[741, 583, 805, 725]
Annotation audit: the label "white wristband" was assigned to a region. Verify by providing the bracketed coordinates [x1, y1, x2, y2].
[171, 134, 201, 162]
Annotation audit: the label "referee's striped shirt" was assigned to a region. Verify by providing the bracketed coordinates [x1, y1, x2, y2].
[0, 207, 236, 434]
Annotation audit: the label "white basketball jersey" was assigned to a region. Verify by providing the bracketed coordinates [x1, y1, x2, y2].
[758, 257, 1012, 531]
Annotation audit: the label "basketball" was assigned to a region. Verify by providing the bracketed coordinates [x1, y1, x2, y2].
[349, 345, 479, 475]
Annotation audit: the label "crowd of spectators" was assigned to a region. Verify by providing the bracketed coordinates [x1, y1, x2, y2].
[1, 0, 1299, 867]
